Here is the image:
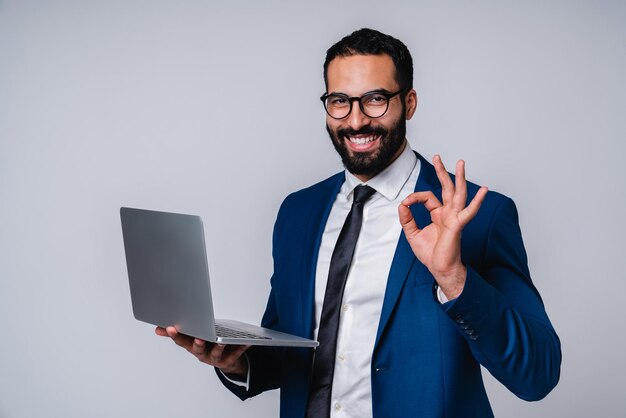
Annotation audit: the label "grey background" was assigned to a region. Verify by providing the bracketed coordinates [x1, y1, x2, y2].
[1, 0, 624, 417]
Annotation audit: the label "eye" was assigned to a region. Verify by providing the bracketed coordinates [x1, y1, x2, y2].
[363, 93, 387, 106]
[328, 95, 349, 106]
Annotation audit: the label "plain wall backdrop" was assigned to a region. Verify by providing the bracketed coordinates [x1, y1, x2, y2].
[1, 0, 625, 417]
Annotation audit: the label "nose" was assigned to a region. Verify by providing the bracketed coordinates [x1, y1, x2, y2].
[345, 101, 371, 131]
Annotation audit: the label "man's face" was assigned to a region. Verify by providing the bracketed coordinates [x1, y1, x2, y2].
[325, 54, 417, 180]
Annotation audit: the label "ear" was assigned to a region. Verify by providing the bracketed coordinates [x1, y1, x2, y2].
[404, 89, 418, 120]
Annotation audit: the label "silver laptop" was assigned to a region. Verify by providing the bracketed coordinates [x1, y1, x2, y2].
[120, 207, 318, 348]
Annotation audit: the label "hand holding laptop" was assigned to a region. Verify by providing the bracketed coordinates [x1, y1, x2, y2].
[155, 325, 250, 380]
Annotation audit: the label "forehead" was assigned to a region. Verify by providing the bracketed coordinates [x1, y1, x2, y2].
[326, 54, 398, 95]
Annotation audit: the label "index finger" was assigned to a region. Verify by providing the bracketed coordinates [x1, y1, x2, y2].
[165, 326, 196, 349]
[433, 154, 455, 204]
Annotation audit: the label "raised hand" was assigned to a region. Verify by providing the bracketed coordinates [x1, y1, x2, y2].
[155, 326, 250, 379]
[398, 155, 488, 300]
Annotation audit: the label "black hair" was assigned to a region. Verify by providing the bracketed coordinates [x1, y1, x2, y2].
[323, 28, 413, 91]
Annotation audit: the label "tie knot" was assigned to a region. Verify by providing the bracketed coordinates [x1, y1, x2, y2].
[352, 185, 376, 205]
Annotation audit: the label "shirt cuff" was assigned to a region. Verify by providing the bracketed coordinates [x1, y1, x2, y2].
[216, 353, 251, 390]
[436, 285, 450, 304]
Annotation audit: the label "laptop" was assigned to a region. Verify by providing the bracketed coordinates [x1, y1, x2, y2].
[120, 207, 318, 348]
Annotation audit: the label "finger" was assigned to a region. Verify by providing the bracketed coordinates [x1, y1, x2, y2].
[433, 154, 455, 205]
[453, 160, 467, 210]
[219, 345, 251, 371]
[398, 203, 421, 237]
[458, 186, 488, 225]
[401, 191, 442, 212]
[155, 326, 168, 337]
[191, 338, 208, 356]
[207, 343, 227, 365]
[165, 326, 178, 338]
[166, 326, 194, 350]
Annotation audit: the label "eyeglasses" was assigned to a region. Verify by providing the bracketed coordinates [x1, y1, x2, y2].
[320, 88, 406, 119]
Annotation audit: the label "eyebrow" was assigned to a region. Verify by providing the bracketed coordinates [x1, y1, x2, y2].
[328, 88, 393, 96]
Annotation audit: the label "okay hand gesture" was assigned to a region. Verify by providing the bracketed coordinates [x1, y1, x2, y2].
[398, 155, 488, 300]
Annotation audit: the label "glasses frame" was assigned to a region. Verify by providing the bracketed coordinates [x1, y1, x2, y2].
[320, 88, 407, 120]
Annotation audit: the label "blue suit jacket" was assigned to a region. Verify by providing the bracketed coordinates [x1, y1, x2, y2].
[218, 153, 561, 417]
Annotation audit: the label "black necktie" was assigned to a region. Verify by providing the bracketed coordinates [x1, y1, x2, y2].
[305, 184, 376, 418]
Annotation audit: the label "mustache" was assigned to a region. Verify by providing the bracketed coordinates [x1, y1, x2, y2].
[335, 126, 388, 138]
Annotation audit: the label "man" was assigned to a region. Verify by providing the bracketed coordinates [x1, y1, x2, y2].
[157, 28, 561, 417]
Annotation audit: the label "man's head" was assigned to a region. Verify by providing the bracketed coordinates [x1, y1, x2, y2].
[323, 28, 418, 181]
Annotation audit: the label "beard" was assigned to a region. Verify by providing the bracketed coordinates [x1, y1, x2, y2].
[326, 113, 407, 178]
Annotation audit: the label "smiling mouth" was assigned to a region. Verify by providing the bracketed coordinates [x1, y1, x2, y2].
[345, 134, 381, 146]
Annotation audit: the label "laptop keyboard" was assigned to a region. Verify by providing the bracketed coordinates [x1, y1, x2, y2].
[215, 324, 271, 340]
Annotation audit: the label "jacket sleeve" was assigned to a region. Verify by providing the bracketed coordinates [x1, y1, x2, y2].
[440, 196, 561, 401]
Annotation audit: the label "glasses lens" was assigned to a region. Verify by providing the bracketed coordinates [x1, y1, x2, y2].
[325, 95, 351, 119]
[361, 93, 389, 118]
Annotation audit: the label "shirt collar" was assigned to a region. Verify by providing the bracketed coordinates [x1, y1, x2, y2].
[344, 142, 418, 201]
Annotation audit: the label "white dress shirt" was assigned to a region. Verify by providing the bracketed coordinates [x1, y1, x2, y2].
[312, 144, 419, 418]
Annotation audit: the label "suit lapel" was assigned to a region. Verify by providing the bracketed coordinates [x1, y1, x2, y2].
[374, 153, 441, 349]
[299, 173, 344, 339]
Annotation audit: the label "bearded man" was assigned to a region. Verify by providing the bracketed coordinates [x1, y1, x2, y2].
[158, 28, 561, 418]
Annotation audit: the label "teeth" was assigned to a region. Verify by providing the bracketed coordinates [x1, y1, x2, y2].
[347, 135, 376, 145]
